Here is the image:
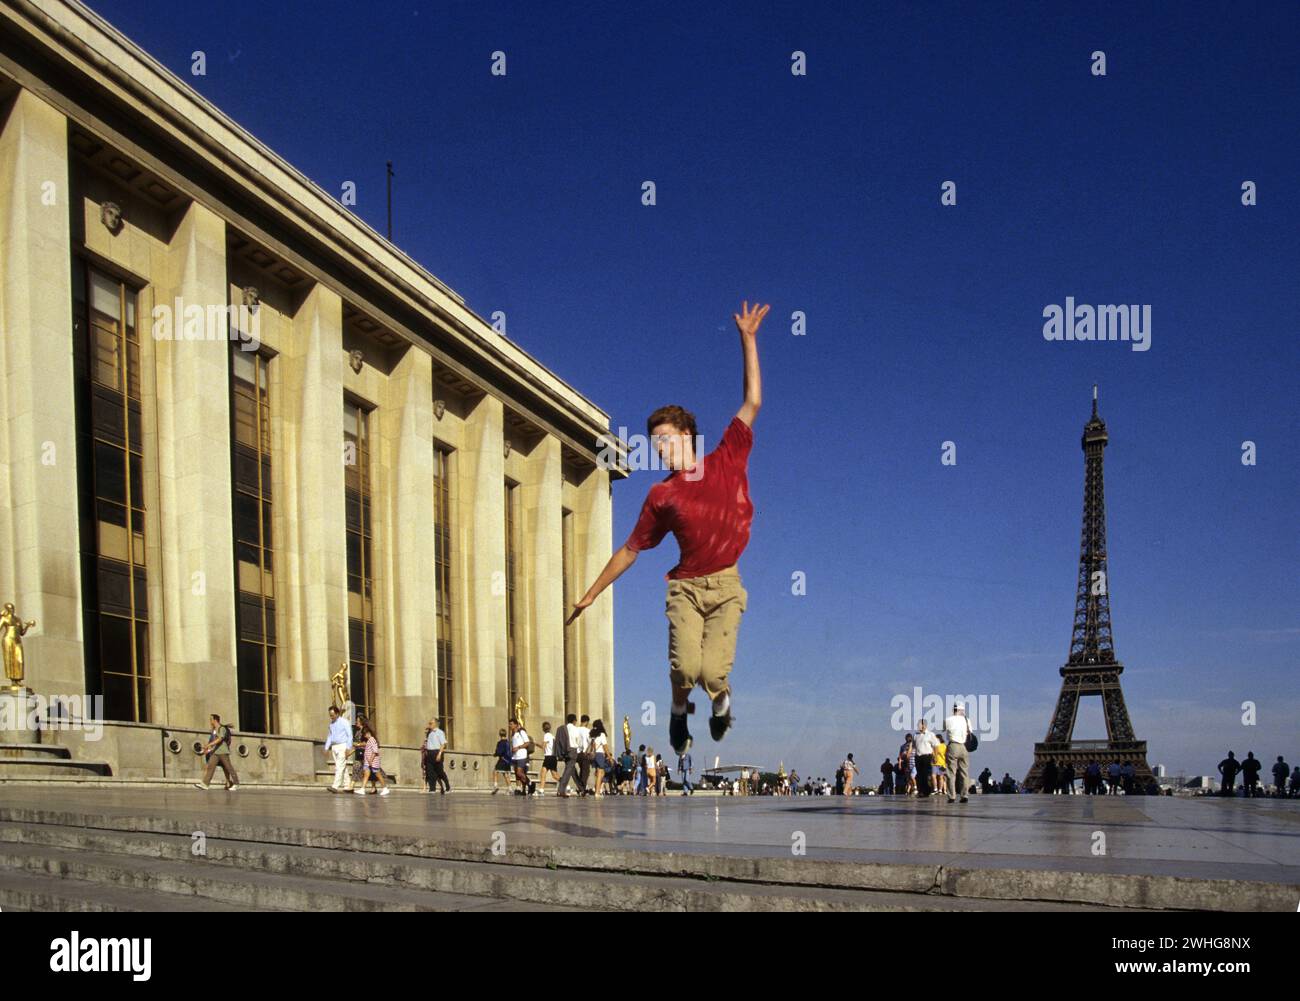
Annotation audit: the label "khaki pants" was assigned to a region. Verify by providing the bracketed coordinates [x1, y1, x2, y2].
[666, 566, 748, 703]
[202, 753, 238, 787]
[331, 743, 354, 790]
[947, 741, 969, 800]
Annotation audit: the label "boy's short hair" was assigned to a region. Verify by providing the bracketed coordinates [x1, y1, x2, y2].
[646, 404, 697, 441]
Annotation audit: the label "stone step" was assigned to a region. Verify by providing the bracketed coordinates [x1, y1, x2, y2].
[0, 744, 70, 759]
[0, 758, 112, 778]
[0, 840, 583, 912]
[0, 869, 277, 912]
[5, 802, 1296, 911]
[0, 821, 1122, 912]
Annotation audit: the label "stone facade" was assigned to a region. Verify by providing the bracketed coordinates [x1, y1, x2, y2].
[0, 1, 621, 779]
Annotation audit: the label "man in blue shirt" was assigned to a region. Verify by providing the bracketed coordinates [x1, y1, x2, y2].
[324, 705, 354, 793]
[677, 749, 694, 796]
[425, 717, 450, 794]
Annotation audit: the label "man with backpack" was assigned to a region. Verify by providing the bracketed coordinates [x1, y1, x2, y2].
[194, 713, 239, 790]
[944, 703, 972, 804]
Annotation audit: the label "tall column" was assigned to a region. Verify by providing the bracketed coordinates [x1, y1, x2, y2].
[521, 435, 563, 721]
[376, 346, 436, 739]
[152, 201, 237, 728]
[276, 283, 348, 738]
[456, 394, 505, 747]
[575, 466, 614, 723]
[0, 90, 82, 698]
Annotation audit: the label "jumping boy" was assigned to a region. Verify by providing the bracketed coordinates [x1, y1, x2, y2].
[567, 300, 767, 755]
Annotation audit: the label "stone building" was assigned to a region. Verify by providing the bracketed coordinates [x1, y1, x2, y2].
[0, 0, 622, 781]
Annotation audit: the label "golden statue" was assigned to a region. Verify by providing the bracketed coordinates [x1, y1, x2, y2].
[513, 695, 528, 729]
[622, 715, 632, 753]
[1, 603, 36, 688]
[331, 661, 357, 724]
[330, 662, 350, 708]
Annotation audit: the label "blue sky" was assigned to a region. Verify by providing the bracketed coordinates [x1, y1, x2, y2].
[88, 1, 1299, 782]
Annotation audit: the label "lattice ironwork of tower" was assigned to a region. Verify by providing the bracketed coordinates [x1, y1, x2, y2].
[1024, 389, 1152, 791]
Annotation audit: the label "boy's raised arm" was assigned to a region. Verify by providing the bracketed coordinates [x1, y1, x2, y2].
[734, 300, 768, 427]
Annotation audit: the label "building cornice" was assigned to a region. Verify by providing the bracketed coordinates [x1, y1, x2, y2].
[2, 0, 627, 472]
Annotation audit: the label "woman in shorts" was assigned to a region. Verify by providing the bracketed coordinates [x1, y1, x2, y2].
[591, 719, 611, 796]
[354, 720, 390, 796]
[645, 747, 658, 797]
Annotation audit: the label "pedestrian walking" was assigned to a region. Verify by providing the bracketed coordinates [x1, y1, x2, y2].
[193, 713, 239, 791]
[592, 719, 611, 795]
[425, 717, 450, 794]
[557, 713, 582, 797]
[678, 747, 694, 795]
[841, 753, 858, 795]
[509, 718, 534, 795]
[491, 728, 512, 794]
[323, 705, 353, 793]
[354, 720, 391, 796]
[537, 721, 560, 796]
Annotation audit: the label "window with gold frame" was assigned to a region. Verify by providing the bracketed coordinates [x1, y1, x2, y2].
[562, 507, 576, 718]
[344, 399, 375, 722]
[504, 479, 520, 715]
[434, 442, 455, 746]
[230, 347, 278, 734]
[72, 258, 150, 723]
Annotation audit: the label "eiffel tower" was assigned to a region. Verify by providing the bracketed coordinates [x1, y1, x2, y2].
[1025, 388, 1152, 791]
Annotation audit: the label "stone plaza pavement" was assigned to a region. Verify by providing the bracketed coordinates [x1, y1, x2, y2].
[0, 785, 1296, 911]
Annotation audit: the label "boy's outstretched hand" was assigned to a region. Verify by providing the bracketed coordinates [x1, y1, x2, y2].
[734, 300, 769, 338]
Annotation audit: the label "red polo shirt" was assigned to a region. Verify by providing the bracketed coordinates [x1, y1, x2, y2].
[625, 417, 754, 580]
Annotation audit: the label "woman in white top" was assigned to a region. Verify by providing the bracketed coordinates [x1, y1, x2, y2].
[842, 754, 858, 795]
[591, 720, 611, 796]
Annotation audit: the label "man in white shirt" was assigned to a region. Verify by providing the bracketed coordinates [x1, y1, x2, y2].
[914, 720, 938, 796]
[509, 718, 533, 795]
[944, 704, 971, 803]
[323, 706, 354, 792]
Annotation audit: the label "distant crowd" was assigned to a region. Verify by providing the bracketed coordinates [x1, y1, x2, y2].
[1217, 751, 1297, 797]
[198, 706, 1299, 803]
